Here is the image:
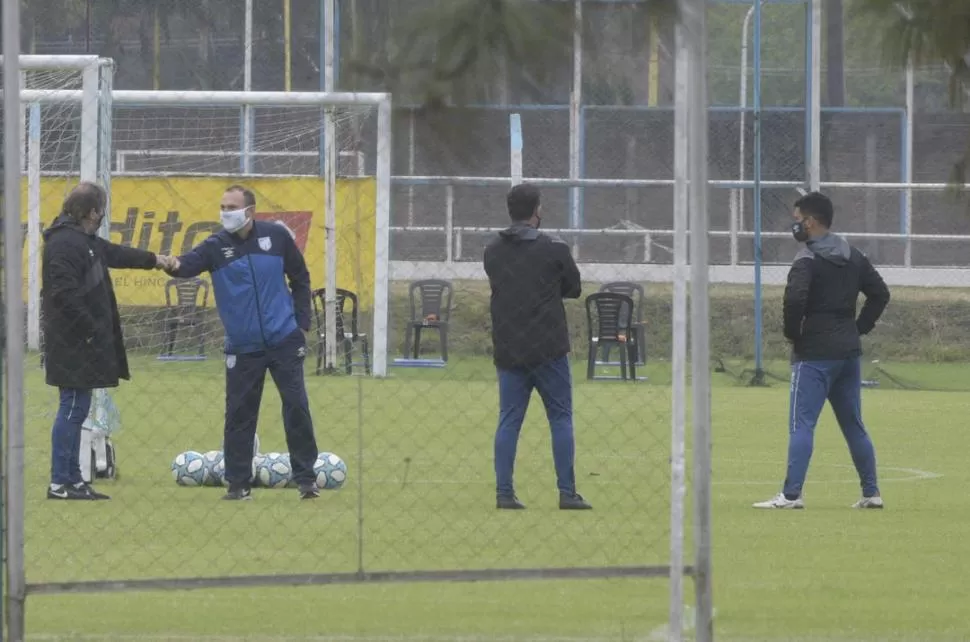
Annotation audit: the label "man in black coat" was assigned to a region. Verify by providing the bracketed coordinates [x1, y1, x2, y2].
[753, 191, 891, 511]
[483, 183, 591, 511]
[42, 182, 173, 500]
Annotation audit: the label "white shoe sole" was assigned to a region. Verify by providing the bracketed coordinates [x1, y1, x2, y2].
[851, 498, 884, 509]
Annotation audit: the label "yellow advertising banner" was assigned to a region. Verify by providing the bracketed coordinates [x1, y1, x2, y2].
[21, 176, 377, 308]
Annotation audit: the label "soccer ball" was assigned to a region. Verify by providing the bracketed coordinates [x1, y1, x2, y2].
[201, 450, 224, 487]
[213, 457, 228, 486]
[314, 452, 347, 490]
[251, 454, 266, 487]
[256, 452, 292, 489]
[171, 451, 208, 487]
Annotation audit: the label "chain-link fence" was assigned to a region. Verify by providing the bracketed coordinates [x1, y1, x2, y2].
[7, 1, 970, 640]
[8, 45, 693, 640]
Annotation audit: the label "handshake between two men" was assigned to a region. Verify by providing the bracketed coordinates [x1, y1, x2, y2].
[155, 255, 182, 274]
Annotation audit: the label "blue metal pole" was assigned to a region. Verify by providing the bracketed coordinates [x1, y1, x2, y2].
[752, 0, 765, 384]
[899, 111, 908, 234]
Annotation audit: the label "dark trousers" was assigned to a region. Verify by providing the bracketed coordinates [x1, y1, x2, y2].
[50, 387, 93, 486]
[224, 330, 318, 486]
[494, 355, 576, 496]
[783, 356, 879, 499]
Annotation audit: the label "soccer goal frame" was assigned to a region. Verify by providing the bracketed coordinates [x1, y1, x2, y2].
[16, 67, 393, 375]
[16, 55, 115, 350]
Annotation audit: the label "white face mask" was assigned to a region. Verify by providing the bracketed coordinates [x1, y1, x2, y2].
[220, 208, 249, 233]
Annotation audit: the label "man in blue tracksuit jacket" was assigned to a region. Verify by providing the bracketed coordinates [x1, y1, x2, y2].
[166, 185, 320, 501]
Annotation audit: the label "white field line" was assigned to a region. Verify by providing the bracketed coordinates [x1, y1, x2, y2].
[29, 634, 965, 642]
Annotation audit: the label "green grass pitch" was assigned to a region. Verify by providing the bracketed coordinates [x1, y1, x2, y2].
[20, 355, 970, 641]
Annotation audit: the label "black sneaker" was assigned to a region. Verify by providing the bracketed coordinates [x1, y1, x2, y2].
[559, 492, 592, 510]
[74, 482, 110, 500]
[222, 485, 253, 501]
[47, 484, 94, 500]
[497, 494, 526, 510]
[299, 482, 320, 500]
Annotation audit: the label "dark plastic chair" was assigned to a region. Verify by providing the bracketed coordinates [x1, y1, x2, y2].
[161, 278, 209, 358]
[312, 288, 371, 375]
[599, 281, 647, 365]
[403, 279, 453, 362]
[585, 292, 638, 381]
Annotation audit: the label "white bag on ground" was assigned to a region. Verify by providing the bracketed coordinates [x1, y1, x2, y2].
[80, 388, 121, 483]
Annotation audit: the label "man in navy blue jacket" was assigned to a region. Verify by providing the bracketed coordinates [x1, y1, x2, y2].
[166, 185, 320, 500]
[753, 192, 890, 510]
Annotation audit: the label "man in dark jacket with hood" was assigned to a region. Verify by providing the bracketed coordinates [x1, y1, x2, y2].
[42, 181, 171, 500]
[753, 191, 891, 511]
[483, 183, 591, 511]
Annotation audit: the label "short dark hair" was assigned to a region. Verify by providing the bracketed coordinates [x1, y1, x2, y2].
[61, 182, 106, 222]
[794, 191, 834, 228]
[225, 184, 257, 209]
[507, 183, 540, 221]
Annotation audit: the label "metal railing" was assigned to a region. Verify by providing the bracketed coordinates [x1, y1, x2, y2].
[391, 177, 970, 269]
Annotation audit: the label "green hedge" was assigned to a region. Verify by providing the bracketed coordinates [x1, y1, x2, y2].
[117, 281, 970, 363]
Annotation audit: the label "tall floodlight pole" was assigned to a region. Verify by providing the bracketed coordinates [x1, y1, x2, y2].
[568, 0, 583, 258]
[751, 0, 765, 386]
[323, 0, 338, 373]
[669, 12, 690, 642]
[904, 56, 913, 266]
[242, 0, 253, 173]
[809, 0, 822, 191]
[682, 0, 714, 639]
[3, 3, 28, 641]
[734, 1, 763, 266]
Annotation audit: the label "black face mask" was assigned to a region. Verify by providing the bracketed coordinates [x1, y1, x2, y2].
[89, 212, 106, 235]
[791, 221, 810, 243]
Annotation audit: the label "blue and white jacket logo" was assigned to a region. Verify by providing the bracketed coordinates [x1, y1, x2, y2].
[258, 237, 272, 251]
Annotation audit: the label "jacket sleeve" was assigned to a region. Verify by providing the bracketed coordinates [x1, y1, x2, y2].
[783, 257, 813, 342]
[172, 240, 213, 279]
[95, 238, 157, 270]
[856, 254, 891, 335]
[282, 232, 312, 331]
[45, 244, 99, 341]
[557, 242, 582, 299]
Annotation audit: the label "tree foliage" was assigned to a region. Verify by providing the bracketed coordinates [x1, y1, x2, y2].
[348, 0, 677, 107]
[855, 0, 970, 106]
[855, 0, 970, 184]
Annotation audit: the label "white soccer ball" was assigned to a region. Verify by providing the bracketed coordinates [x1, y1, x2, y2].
[256, 452, 292, 489]
[251, 454, 266, 486]
[314, 452, 347, 490]
[201, 450, 225, 487]
[171, 451, 208, 487]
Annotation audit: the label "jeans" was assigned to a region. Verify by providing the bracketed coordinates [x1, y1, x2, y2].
[783, 356, 879, 499]
[494, 355, 576, 496]
[50, 387, 93, 486]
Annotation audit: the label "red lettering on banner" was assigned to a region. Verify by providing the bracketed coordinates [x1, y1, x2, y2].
[254, 211, 312, 253]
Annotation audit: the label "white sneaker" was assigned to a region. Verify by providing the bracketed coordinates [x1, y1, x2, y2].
[752, 493, 804, 509]
[851, 496, 884, 509]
